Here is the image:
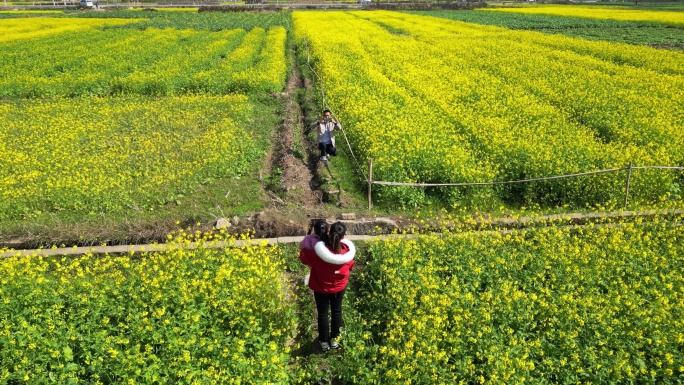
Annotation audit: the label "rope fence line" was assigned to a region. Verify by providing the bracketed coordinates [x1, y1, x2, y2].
[632, 166, 684, 171]
[367, 165, 684, 187]
[365, 161, 684, 209]
[368, 167, 629, 187]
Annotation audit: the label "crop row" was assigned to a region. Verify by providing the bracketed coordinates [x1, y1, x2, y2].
[0, 17, 136, 43]
[484, 5, 684, 26]
[0, 95, 262, 220]
[0, 232, 295, 383]
[294, 11, 684, 208]
[408, 9, 657, 31]
[341, 217, 684, 383]
[0, 10, 63, 17]
[0, 24, 287, 97]
[410, 10, 684, 51]
[72, 8, 293, 31]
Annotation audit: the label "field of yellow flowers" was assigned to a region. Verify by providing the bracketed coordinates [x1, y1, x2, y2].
[3, 9, 684, 384]
[0, 15, 288, 222]
[3, 215, 682, 383]
[0, 231, 295, 384]
[0, 18, 136, 43]
[294, 11, 684, 208]
[0, 22, 287, 97]
[484, 5, 684, 26]
[0, 96, 263, 220]
[340, 215, 684, 384]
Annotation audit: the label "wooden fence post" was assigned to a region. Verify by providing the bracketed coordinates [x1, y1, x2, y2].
[624, 160, 633, 209]
[368, 158, 373, 210]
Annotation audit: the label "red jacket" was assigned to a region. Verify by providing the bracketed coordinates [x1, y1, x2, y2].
[299, 239, 356, 294]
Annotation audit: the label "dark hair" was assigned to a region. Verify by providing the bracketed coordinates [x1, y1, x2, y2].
[327, 222, 346, 254]
[323, 109, 331, 115]
[313, 220, 329, 240]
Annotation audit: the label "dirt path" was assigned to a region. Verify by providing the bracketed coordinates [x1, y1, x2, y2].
[243, 48, 349, 242]
[267, 54, 324, 209]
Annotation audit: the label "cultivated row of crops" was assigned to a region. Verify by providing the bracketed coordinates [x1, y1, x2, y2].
[0, 10, 63, 17]
[484, 4, 684, 26]
[0, 24, 287, 97]
[0, 232, 295, 383]
[0, 17, 136, 43]
[1, 15, 295, 380]
[74, 8, 292, 31]
[411, 8, 660, 30]
[0, 15, 288, 220]
[294, 11, 684, 208]
[2, 8, 684, 385]
[340, 217, 684, 384]
[412, 9, 684, 53]
[0, 95, 262, 220]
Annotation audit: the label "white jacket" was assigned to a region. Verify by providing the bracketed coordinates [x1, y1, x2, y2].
[312, 120, 342, 147]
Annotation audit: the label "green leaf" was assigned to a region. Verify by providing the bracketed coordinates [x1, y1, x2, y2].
[63, 346, 74, 362]
[636, 357, 646, 369]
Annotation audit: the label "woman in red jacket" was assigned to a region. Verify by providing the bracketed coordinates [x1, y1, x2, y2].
[299, 221, 355, 352]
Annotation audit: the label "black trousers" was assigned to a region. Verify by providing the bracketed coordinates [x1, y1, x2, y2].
[318, 142, 337, 157]
[314, 288, 346, 342]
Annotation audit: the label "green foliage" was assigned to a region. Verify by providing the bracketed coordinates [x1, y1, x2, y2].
[265, 167, 284, 193]
[0, 26, 287, 97]
[69, 9, 292, 31]
[413, 10, 684, 48]
[411, 9, 652, 30]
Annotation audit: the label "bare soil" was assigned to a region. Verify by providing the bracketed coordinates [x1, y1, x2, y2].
[273, 58, 323, 208]
[646, 42, 684, 50]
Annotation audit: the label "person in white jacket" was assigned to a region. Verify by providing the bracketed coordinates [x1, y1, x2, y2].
[312, 109, 342, 163]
